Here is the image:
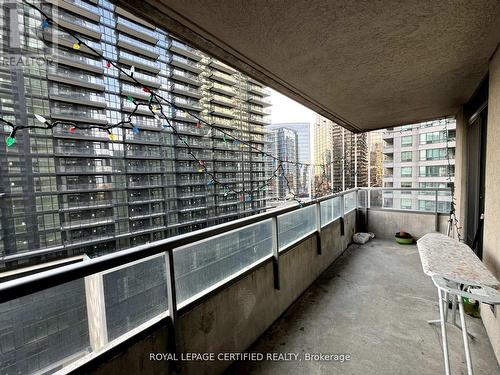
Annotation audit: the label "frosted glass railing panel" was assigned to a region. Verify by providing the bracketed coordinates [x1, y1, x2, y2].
[369, 189, 452, 213]
[103, 254, 168, 341]
[320, 196, 342, 226]
[0, 279, 89, 375]
[174, 219, 273, 304]
[344, 191, 357, 213]
[278, 205, 316, 250]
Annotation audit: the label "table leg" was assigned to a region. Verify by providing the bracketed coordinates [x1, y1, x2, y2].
[452, 293, 457, 326]
[438, 288, 451, 375]
[444, 291, 449, 322]
[458, 296, 473, 375]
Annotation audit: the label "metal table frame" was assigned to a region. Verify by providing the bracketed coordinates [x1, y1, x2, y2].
[428, 276, 500, 375]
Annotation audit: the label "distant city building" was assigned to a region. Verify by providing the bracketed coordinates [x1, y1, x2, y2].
[313, 115, 368, 195]
[368, 131, 384, 187]
[268, 123, 311, 197]
[382, 118, 456, 211]
[313, 116, 334, 195]
[265, 127, 299, 199]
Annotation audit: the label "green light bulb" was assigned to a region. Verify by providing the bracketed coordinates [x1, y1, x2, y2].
[6, 136, 15, 147]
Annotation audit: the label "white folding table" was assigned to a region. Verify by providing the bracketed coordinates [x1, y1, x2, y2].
[417, 233, 500, 375]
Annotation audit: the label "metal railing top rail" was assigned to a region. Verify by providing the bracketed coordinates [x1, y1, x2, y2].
[359, 187, 451, 192]
[0, 188, 360, 303]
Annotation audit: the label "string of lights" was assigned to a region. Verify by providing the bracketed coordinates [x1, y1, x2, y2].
[0, 0, 363, 203]
[444, 120, 462, 241]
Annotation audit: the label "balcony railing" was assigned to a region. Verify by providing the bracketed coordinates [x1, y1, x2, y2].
[0, 186, 455, 374]
[0, 188, 360, 373]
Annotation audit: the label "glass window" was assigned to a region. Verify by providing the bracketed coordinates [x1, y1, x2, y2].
[401, 136, 412, 146]
[401, 151, 412, 161]
[401, 167, 412, 177]
[401, 198, 412, 210]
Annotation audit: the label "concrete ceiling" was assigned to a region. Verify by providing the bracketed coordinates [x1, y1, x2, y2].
[114, 0, 500, 132]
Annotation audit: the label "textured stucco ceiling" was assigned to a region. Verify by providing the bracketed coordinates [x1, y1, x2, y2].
[114, 0, 500, 132]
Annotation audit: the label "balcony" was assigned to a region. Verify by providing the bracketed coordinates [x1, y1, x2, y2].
[47, 66, 105, 91]
[54, 49, 104, 75]
[117, 34, 160, 60]
[2, 186, 500, 375]
[56, 9, 101, 40]
[170, 83, 202, 99]
[118, 51, 161, 74]
[169, 69, 202, 86]
[168, 55, 204, 74]
[172, 97, 203, 112]
[209, 70, 237, 86]
[209, 82, 237, 97]
[247, 94, 272, 107]
[168, 39, 203, 61]
[49, 87, 106, 108]
[116, 16, 159, 44]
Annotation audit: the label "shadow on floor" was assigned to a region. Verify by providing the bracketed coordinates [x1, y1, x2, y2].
[225, 239, 499, 375]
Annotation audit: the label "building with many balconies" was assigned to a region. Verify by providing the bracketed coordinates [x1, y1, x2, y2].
[0, 0, 271, 270]
[382, 118, 456, 211]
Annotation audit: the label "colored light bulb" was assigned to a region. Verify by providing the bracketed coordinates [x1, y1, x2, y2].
[69, 126, 76, 133]
[6, 136, 15, 147]
[41, 19, 49, 29]
[132, 126, 140, 134]
[72, 42, 80, 50]
[143, 87, 150, 93]
[106, 61, 111, 68]
[108, 132, 116, 141]
[34, 114, 47, 123]
[126, 95, 134, 102]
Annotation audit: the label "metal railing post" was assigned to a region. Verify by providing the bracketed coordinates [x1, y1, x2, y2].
[316, 201, 322, 255]
[340, 193, 345, 236]
[435, 189, 439, 232]
[271, 216, 280, 290]
[165, 249, 181, 370]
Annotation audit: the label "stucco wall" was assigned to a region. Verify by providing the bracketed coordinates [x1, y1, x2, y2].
[482, 47, 500, 363]
[366, 209, 448, 239]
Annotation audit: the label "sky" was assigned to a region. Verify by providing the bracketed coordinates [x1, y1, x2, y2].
[269, 89, 316, 125]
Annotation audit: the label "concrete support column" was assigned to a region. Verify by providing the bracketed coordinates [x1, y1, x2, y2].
[482, 46, 500, 363]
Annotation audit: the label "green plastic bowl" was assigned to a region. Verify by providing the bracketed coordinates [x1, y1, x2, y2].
[395, 233, 414, 244]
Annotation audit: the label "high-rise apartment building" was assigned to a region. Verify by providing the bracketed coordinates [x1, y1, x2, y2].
[382, 118, 456, 211]
[0, 0, 271, 271]
[265, 127, 298, 199]
[368, 130, 384, 187]
[267, 122, 311, 197]
[313, 115, 368, 194]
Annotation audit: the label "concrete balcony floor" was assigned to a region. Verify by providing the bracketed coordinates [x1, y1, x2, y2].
[226, 239, 499, 375]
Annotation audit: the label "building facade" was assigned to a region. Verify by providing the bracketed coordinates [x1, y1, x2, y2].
[265, 127, 299, 200]
[313, 115, 368, 195]
[368, 130, 384, 187]
[267, 122, 311, 197]
[382, 118, 456, 212]
[0, 0, 271, 271]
